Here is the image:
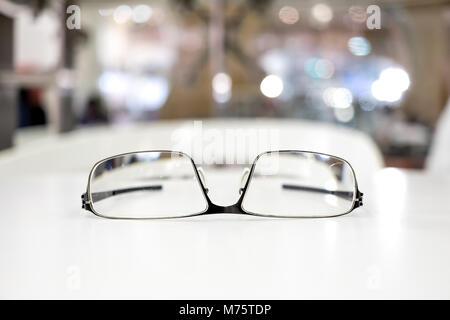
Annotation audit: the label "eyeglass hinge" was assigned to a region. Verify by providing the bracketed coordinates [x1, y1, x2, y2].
[354, 190, 364, 208]
[81, 193, 90, 209]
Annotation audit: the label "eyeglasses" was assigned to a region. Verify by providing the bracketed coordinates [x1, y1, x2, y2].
[81, 150, 363, 219]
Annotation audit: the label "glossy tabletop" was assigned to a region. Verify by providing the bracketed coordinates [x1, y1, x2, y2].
[0, 120, 449, 299]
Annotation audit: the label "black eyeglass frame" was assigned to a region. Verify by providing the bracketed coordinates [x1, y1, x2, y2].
[81, 150, 364, 219]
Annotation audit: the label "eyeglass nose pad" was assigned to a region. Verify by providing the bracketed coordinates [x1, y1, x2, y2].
[239, 168, 251, 195]
[197, 167, 209, 193]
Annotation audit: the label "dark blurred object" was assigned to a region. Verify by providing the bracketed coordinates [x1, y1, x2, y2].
[64, 29, 88, 69]
[0, 87, 15, 150]
[0, 13, 13, 70]
[63, 0, 88, 70]
[9, 0, 48, 16]
[81, 95, 108, 124]
[0, 12, 15, 150]
[380, 117, 431, 169]
[384, 149, 428, 169]
[170, 0, 271, 83]
[18, 87, 47, 127]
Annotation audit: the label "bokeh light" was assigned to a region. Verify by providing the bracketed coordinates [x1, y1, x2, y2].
[279, 6, 299, 25]
[323, 87, 353, 109]
[98, 8, 114, 17]
[371, 80, 401, 102]
[348, 6, 366, 23]
[98, 71, 128, 97]
[128, 76, 169, 111]
[311, 3, 333, 24]
[212, 72, 232, 103]
[260, 75, 284, 98]
[380, 68, 411, 92]
[334, 105, 355, 122]
[371, 67, 410, 103]
[132, 5, 153, 24]
[305, 58, 335, 79]
[99, 72, 169, 111]
[113, 5, 132, 24]
[259, 49, 288, 76]
[348, 37, 371, 56]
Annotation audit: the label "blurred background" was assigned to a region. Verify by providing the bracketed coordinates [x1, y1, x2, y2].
[0, 0, 449, 169]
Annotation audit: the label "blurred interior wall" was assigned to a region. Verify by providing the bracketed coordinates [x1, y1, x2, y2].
[4, 1, 450, 131]
[403, 3, 449, 126]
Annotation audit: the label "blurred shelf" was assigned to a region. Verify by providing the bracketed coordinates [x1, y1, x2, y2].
[0, 71, 56, 87]
[384, 155, 426, 169]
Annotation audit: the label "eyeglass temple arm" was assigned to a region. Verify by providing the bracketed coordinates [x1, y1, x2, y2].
[282, 184, 356, 201]
[82, 185, 162, 209]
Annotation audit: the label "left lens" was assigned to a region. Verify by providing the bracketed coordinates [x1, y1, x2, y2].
[89, 151, 208, 218]
[241, 151, 357, 217]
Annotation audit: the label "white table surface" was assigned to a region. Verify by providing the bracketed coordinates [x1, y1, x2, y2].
[1, 120, 449, 299]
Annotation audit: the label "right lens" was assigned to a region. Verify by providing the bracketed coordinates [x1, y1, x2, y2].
[88, 152, 208, 218]
[241, 151, 357, 217]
